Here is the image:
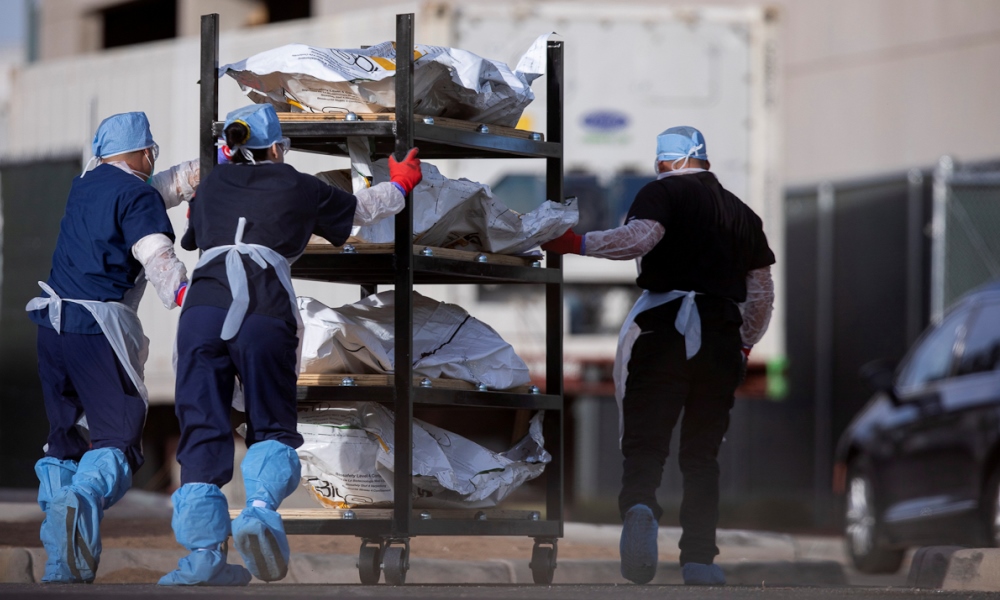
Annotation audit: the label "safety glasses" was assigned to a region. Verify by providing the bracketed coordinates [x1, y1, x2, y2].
[147, 143, 160, 162]
[277, 137, 291, 154]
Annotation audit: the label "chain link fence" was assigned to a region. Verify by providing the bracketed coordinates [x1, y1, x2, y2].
[933, 158, 1000, 319]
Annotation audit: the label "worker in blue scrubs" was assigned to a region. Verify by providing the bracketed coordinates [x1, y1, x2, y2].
[26, 111, 194, 583]
[159, 103, 423, 586]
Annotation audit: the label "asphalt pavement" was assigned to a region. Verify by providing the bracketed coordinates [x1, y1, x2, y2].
[8, 487, 998, 595]
[1, 584, 998, 600]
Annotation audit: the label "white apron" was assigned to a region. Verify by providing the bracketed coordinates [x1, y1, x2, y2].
[612, 290, 703, 447]
[184, 217, 303, 411]
[27, 281, 150, 405]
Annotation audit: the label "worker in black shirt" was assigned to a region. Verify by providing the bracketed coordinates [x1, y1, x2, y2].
[159, 104, 422, 586]
[542, 126, 775, 586]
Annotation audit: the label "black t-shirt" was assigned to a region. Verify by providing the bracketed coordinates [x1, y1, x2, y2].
[182, 162, 357, 325]
[625, 171, 775, 303]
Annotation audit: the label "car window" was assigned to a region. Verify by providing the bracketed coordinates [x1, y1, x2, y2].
[897, 306, 969, 390]
[956, 301, 1000, 377]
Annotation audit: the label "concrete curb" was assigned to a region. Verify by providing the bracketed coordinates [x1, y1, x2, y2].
[2, 547, 846, 586]
[941, 548, 1000, 591]
[907, 546, 963, 589]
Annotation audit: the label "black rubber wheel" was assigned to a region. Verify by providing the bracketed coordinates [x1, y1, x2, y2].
[358, 544, 381, 585]
[530, 545, 556, 585]
[383, 546, 408, 585]
[844, 463, 906, 574]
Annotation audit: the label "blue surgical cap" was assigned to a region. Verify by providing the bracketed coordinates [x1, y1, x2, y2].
[92, 112, 155, 158]
[656, 126, 708, 163]
[223, 104, 283, 149]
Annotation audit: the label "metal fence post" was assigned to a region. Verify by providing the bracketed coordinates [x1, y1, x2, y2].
[814, 181, 834, 525]
[930, 156, 953, 323]
[906, 168, 925, 344]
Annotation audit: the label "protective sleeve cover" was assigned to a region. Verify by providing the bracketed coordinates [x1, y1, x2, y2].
[582, 219, 665, 260]
[353, 181, 405, 226]
[740, 266, 774, 345]
[150, 160, 199, 209]
[132, 233, 188, 308]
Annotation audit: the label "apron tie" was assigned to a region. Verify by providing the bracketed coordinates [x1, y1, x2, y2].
[193, 217, 300, 341]
[25, 281, 63, 333]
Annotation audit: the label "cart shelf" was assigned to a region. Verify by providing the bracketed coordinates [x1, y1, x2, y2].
[296, 374, 560, 410]
[292, 243, 558, 285]
[227, 509, 561, 538]
[213, 113, 559, 160]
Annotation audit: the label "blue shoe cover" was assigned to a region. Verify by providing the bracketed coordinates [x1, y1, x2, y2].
[620, 504, 658, 584]
[158, 548, 252, 586]
[241, 440, 301, 508]
[231, 440, 300, 582]
[35, 458, 78, 583]
[158, 483, 251, 586]
[232, 507, 290, 582]
[682, 562, 726, 585]
[40, 449, 131, 584]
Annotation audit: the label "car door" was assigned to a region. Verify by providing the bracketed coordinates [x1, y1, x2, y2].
[879, 298, 1000, 544]
[873, 304, 972, 543]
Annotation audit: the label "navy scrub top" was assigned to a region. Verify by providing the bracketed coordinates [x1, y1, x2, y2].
[28, 164, 176, 334]
[181, 162, 357, 327]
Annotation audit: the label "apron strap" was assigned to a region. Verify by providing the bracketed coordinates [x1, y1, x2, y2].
[194, 217, 298, 341]
[25, 281, 63, 333]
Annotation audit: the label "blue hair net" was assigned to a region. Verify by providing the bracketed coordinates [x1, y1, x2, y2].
[656, 126, 708, 163]
[92, 112, 155, 158]
[223, 104, 283, 150]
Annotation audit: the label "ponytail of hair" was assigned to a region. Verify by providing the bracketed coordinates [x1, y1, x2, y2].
[223, 122, 268, 164]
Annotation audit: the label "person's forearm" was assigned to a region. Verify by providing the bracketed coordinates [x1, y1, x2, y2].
[739, 266, 774, 346]
[150, 159, 199, 209]
[353, 182, 405, 226]
[582, 219, 664, 259]
[132, 234, 188, 308]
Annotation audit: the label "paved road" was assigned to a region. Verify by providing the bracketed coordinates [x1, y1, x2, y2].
[0, 584, 996, 600]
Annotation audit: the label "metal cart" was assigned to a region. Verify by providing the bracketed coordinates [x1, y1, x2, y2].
[199, 13, 565, 585]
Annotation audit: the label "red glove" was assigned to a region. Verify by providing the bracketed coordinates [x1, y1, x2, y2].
[541, 229, 583, 255]
[389, 147, 422, 195]
[175, 283, 188, 307]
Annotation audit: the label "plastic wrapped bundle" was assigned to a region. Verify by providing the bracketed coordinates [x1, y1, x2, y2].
[298, 291, 531, 390]
[219, 35, 550, 127]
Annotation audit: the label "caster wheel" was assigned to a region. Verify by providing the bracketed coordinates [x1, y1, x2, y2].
[383, 545, 409, 585]
[357, 543, 381, 585]
[530, 544, 556, 585]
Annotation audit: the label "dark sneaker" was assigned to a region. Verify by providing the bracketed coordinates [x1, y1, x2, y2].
[682, 562, 726, 585]
[620, 504, 658, 584]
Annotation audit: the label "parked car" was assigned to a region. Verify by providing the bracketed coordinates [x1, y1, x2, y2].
[833, 281, 1000, 573]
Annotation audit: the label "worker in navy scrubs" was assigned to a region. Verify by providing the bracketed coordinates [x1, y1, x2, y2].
[159, 103, 423, 586]
[543, 127, 775, 586]
[26, 111, 194, 583]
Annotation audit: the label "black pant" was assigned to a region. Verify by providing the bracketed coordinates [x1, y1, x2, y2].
[618, 298, 742, 566]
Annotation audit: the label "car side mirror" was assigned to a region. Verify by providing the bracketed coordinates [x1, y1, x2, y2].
[860, 358, 900, 405]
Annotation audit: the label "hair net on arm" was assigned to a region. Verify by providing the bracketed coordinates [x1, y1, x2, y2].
[352, 182, 405, 226]
[583, 219, 665, 260]
[740, 266, 774, 346]
[132, 234, 188, 309]
[150, 160, 200, 209]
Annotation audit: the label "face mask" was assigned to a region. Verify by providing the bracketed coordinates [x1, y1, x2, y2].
[130, 151, 154, 183]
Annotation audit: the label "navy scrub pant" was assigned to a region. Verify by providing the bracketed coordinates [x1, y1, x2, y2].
[36, 325, 146, 472]
[618, 297, 742, 566]
[174, 305, 302, 487]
